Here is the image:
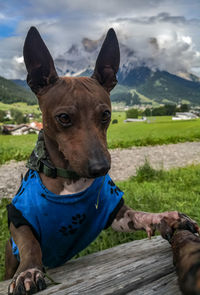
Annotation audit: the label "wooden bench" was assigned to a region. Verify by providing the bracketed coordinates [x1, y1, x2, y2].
[0, 236, 181, 295]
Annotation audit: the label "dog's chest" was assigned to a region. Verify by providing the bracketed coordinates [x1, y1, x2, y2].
[59, 178, 94, 195]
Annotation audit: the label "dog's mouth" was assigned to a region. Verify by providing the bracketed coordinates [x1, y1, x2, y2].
[87, 167, 110, 179]
[71, 161, 110, 179]
[65, 161, 110, 179]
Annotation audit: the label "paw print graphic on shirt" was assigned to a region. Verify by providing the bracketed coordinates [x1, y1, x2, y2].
[108, 180, 122, 196]
[72, 214, 86, 225]
[59, 213, 86, 237]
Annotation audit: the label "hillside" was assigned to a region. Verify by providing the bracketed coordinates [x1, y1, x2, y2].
[2, 68, 200, 107]
[137, 69, 200, 105]
[11, 79, 30, 90]
[109, 67, 200, 106]
[0, 76, 36, 105]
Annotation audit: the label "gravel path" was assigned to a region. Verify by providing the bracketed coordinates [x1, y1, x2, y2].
[1, 141, 200, 199]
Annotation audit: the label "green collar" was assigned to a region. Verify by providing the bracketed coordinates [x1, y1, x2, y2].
[26, 130, 80, 179]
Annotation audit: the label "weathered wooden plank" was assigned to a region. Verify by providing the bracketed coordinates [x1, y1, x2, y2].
[0, 236, 181, 295]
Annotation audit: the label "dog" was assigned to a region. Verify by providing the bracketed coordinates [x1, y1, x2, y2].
[5, 27, 199, 295]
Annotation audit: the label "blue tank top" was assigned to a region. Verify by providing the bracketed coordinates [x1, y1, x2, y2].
[11, 170, 123, 268]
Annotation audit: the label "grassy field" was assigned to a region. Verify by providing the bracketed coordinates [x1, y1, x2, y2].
[1, 113, 200, 164]
[77, 163, 200, 259]
[108, 112, 200, 148]
[1, 163, 200, 280]
[0, 102, 41, 117]
[0, 134, 37, 165]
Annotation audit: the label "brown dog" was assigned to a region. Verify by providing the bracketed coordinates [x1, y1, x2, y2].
[5, 27, 199, 295]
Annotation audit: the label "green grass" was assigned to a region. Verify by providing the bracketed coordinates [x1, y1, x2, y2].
[1, 114, 200, 165]
[0, 134, 37, 165]
[1, 164, 200, 280]
[0, 198, 10, 280]
[0, 102, 40, 115]
[108, 113, 200, 148]
[76, 164, 200, 258]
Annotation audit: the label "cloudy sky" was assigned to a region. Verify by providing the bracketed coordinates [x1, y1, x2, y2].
[0, 0, 200, 79]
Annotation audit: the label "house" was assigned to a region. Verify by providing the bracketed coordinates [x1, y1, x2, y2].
[4, 110, 12, 120]
[172, 112, 198, 120]
[2, 122, 42, 135]
[29, 121, 43, 130]
[124, 117, 147, 123]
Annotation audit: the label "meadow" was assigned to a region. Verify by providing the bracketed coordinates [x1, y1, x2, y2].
[1, 112, 200, 164]
[1, 163, 200, 280]
[0, 102, 41, 115]
[108, 112, 200, 148]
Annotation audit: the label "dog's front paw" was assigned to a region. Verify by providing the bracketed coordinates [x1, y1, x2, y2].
[157, 211, 200, 241]
[8, 268, 46, 295]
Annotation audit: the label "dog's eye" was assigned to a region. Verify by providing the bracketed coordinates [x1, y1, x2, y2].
[56, 113, 72, 127]
[102, 110, 111, 123]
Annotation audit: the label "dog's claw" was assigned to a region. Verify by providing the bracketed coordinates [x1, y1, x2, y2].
[25, 282, 37, 295]
[178, 212, 199, 234]
[15, 284, 26, 295]
[36, 277, 46, 291]
[8, 268, 46, 295]
[187, 221, 196, 233]
[8, 280, 15, 295]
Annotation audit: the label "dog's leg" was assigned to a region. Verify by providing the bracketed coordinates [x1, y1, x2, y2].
[111, 205, 199, 238]
[8, 223, 46, 295]
[4, 239, 19, 280]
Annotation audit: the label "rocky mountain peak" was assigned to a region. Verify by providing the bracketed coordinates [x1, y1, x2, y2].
[82, 35, 105, 52]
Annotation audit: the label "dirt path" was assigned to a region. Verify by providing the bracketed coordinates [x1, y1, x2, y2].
[1, 141, 200, 199]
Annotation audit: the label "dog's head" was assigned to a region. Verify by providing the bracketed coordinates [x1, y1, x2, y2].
[23, 27, 120, 178]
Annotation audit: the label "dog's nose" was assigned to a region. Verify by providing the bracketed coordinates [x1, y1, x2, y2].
[88, 160, 110, 178]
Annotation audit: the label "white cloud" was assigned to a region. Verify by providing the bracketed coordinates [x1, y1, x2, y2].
[0, 0, 200, 78]
[15, 56, 24, 63]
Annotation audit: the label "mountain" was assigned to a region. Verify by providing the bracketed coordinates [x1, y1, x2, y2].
[54, 35, 136, 77]
[136, 69, 200, 105]
[11, 79, 30, 90]
[113, 67, 200, 106]
[53, 35, 200, 106]
[0, 76, 36, 105]
[5, 35, 200, 107]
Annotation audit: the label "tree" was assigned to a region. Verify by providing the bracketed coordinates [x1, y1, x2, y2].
[164, 104, 176, 115]
[126, 108, 139, 119]
[0, 110, 6, 122]
[143, 108, 152, 116]
[152, 106, 166, 116]
[10, 109, 29, 124]
[151, 104, 177, 116]
[179, 104, 189, 112]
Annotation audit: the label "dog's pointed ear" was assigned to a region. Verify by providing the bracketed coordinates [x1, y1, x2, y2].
[23, 27, 58, 94]
[91, 28, 120, 92]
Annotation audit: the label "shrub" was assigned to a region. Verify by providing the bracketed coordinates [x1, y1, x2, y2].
[112, 119, 118, 124]
[0, 110, 6, 122]
[135, 159, 164, 182]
